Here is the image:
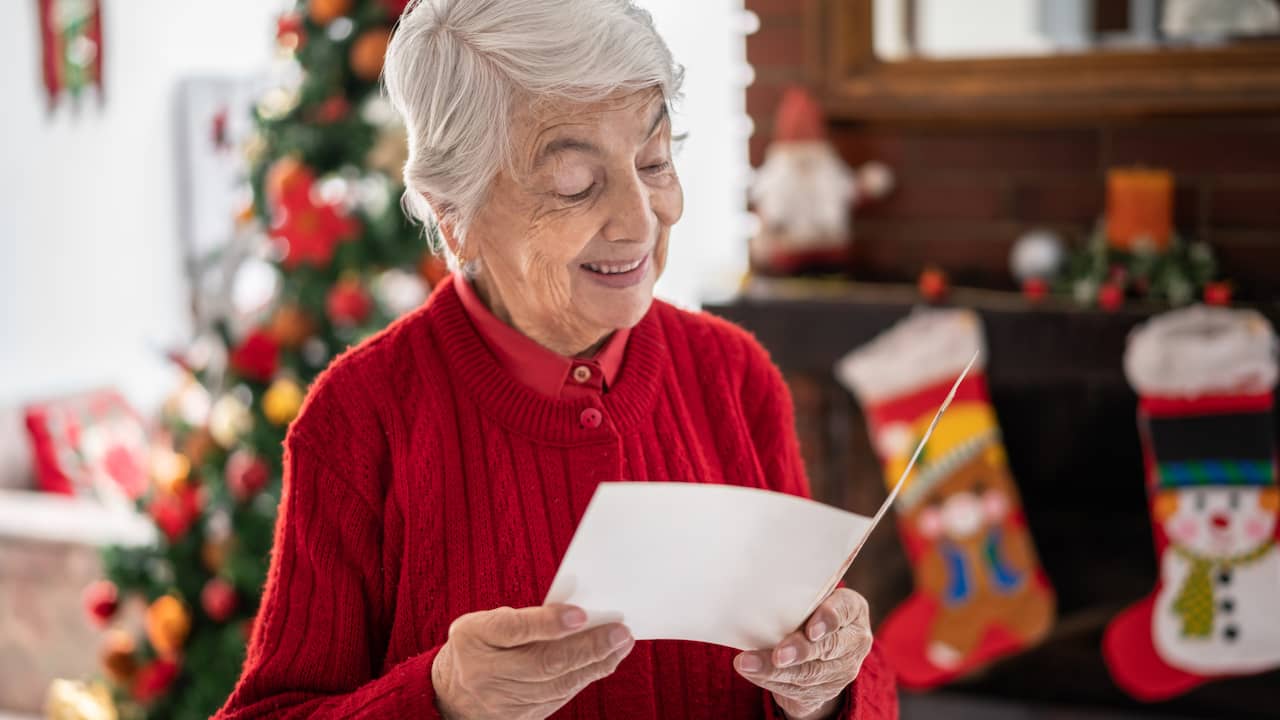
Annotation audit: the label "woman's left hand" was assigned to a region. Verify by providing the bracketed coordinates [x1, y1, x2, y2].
[733, 588, 873, 720]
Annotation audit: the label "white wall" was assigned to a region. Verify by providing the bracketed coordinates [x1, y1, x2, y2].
[1, 1, 286, 410]
[0, 0, 748, 412]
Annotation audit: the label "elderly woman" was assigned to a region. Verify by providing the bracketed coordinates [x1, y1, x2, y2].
[218, 1, 895, 718]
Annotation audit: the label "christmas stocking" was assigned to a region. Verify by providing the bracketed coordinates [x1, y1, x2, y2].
[1104, 306, 1280, 701]
[836, 309, 1055, 689]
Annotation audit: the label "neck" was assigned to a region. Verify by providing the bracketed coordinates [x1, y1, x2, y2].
[470, 271, 609, 358]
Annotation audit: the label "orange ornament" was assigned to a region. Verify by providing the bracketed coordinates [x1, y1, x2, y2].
[181, 428, 215, 469]
[145, 595, 191, 658]
[351, 28, 392, 82]
[308, 0, 353, 25]
[265, 156, 314, 211]
[202, 535, 235, 573]
[269, 304, 315, 349]
[101, 630, 138, 685]
[918, 266, 949, 303]
[1106, 168, 1173, 252]
[418, 253, 449, 288]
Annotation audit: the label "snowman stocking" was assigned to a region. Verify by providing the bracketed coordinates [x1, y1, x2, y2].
[1104, 306, 1280, 702]
[837, 309, 1055, 689]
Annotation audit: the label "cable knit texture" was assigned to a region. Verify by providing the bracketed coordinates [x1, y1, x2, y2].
[217, 279, 898, 719]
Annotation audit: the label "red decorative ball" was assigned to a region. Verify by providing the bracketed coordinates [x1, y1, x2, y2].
[1204, 281, 1233, 307]
[1098, 282, 1124, 312]
[225, 450, 269, 503]
[276, 12, 305, 50]
[230, 329, 280, 383]
[83, 580, 119, 627]
[314, 95, 351, 124]
[918, 267, 949, 303]
[149, 486, 203, 543]
[131, 659, 179, 704]
[201, 578, 238, 622]
[327, 278, 374, 327]
[1022, 277, 1049, 303]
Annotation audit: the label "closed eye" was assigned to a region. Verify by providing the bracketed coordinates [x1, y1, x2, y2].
[642, 160, 671, 174]
[558, 185, 596, 203]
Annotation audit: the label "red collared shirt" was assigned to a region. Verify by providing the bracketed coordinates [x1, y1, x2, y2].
[453, 274, 629, 401]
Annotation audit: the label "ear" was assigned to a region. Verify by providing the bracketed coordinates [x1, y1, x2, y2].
[421, 191, 462, 257]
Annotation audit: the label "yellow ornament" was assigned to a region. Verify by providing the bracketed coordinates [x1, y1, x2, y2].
[263, 378, 305, 426]
[45, 679, 117, 720]
[144, 595, 191, 658]
[149, 447, 190, 495]
[209, 395, 252, 448]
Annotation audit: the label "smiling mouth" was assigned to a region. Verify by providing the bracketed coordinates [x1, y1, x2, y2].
[581, 258, 645, 275]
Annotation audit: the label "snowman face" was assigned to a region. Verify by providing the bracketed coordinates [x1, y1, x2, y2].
[1160, 487, 1278, 556]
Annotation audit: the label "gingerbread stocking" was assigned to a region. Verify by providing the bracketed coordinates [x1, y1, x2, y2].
[837, 309, 1055, 689]
[1104, 306, 1280, 702]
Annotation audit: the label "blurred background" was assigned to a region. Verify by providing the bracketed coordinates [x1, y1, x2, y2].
[2, 1, 1279, 719]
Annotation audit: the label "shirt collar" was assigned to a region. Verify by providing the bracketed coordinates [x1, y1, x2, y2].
[453, 273, 629, 399]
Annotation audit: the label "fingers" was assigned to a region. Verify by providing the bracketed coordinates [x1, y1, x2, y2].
[805, 589, 868, 643]
[502, 623, 633, 681]
[454, 604, 589, 648]
[506, 636, 636, 704]
[735, 623, 873, 689]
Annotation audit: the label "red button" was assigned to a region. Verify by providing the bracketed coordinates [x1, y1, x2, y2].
[579, 407, 603, 429]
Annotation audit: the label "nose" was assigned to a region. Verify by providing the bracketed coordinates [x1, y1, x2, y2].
[1211, 513, 1230, 530]
[602, 174, 656, 244]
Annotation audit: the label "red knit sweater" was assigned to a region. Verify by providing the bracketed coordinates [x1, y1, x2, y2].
[217, 279, 898, 719]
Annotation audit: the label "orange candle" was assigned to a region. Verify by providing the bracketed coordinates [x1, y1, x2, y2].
[1106, 168, 1173, 251]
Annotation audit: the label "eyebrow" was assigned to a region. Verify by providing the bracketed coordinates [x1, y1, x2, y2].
[532, 102, 669, 170]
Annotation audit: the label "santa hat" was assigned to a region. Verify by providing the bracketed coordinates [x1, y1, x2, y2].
[773, 86, 827, 143]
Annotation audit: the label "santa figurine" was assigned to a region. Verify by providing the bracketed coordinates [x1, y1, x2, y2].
[749, 86, 893, 276]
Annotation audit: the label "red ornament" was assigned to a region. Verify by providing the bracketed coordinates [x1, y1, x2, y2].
[918, 267, 949, 303]
[271, 200, 361, 268]
[225, 449, 269, 502]
[1022, 277, 1049, 304]
[380, 0, 412, 18]
[314, 95, 351, 124]
[201, 578, 238, 622]
[276, 12, 305, 50]
[149, 486, 203, 543]
[230, 329, 280, 383]
[326, 278, 374, 326]
[1203, 281, 1233, 307]
[1098, 282, 1124, 312]
[131, 659, 179, 704]
[82, 580, 119, 627]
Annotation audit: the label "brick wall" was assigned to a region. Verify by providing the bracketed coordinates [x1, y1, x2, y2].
[747, 0, 1280, 300]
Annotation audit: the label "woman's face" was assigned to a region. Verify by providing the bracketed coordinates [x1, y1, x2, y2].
[461, 89, 683, 356]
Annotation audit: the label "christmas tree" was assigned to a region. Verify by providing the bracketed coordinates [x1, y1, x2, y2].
[79, 1, 442, 717]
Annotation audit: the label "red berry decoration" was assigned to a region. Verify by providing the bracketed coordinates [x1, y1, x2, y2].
[83, 580, 119, 627]
[201, 578, 239, 622]
[1098, 282, 1124, 312]
[1204, 281, 1233, 307]
[226, 449, 269, 502]
[918, 267, 949, 303]
[327, 277, 374, 327]
[229, 329, 280, 383]
[1022, 277, 1049, 304]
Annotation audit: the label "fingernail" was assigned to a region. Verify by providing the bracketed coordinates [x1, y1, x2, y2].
[561, 608, 587, 629]
[737, 654, 763, 673]
[609, 627, 631, 649]
[808, 622, 828, 641]
[776, 645, 797, 667]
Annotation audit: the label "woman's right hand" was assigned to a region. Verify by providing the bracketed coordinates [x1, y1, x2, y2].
[431, 604, 634, 720]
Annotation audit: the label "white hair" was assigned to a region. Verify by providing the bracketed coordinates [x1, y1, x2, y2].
[382, 0, 684, 268]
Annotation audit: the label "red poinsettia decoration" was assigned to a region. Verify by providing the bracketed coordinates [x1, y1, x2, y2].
[229, 329, 280, 383]
[270, 200, 361, 268]
[132, 659, 179, 703]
